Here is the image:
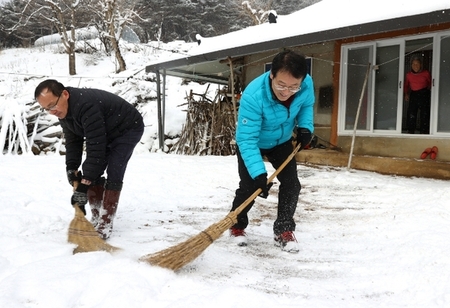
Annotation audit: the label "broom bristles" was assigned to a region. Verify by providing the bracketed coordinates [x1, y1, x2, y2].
[140, 212, 237, 270]
[68, 205, 121, 254]
[68, 144, 301, 268]
[139, 144, 301, 271]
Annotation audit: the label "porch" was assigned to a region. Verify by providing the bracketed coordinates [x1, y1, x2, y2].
[296, 148, 450, 180]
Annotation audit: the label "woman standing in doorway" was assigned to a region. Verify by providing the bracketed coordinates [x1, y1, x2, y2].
[404, 55, 431, 134]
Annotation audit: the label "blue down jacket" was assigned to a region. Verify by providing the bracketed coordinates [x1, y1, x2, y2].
[236, 71, 315, 179]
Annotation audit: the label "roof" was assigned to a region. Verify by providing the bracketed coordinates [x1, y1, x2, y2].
[145, 0, 450, 84]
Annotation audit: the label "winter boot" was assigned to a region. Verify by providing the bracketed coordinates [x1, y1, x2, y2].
[229, 227, 248, 246]
[96, 181, 122, 240]
[274, 231, 299, 253]
[86, 177, 105, 227]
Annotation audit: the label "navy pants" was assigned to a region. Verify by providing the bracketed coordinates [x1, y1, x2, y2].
[407, 88, 431, 134]
[230, 140, 301, 235]
[100, 125, 144, 190]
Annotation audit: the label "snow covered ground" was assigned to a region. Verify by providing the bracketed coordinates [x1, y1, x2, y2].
[1, 153, 450, 307]
[1, 2, 450, 304]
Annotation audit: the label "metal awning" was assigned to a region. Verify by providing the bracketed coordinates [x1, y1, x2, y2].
[162, 61, 230, 85]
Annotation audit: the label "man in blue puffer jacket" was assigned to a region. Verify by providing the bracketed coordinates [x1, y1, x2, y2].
[229, 50, 314, 253]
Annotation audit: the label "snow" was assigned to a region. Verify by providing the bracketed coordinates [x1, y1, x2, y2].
[146, 0, 450, 63]
[34, 26, 140, 47]
[1, 153, 450, 307]
[1, 1, 450, 307]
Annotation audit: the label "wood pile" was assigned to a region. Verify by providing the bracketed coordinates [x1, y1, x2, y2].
[26, 104, 64, 155]
[170, 86, 237, 156]
[0, 100, 62, 155]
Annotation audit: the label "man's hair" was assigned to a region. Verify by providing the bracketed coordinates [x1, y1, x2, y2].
[34, 79, 65, 100]
[271, 50, 307, 79]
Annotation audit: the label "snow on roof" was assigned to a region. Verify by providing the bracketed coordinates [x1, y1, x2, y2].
[149, 0, 450, 65]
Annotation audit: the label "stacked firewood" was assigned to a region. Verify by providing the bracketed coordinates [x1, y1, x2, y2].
[170, 88, 237, 156]
[26, 103, 64, 155]
[0, 99, 63, 155]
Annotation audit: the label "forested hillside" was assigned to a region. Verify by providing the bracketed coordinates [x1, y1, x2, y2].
[0, 0, 321, 155]
[0, 0, 320, 47]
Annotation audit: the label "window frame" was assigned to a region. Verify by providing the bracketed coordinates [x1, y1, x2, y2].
[339, 31, 450, 138]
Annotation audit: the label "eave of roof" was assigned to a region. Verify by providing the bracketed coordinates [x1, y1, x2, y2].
[146, 9, 450, 84]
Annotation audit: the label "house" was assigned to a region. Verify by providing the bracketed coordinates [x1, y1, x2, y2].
[145, 0, 450, 179]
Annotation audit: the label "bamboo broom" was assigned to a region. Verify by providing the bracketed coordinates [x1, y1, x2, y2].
[140, 142, 302, 270]
[68, 182, 121, 254]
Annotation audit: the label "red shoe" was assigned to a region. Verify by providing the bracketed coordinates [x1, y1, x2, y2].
[230, 227, 247, 246]
[274, 231, 299, 253]
[420, 148, 432, 159]
[430, 146, 438, 160]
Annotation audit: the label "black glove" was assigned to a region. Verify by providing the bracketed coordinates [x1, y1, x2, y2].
[71, 183, 89, 215]
[254, 173, 273, 199]
[296, 128, 312, 150]
[67, 170, 82, 187]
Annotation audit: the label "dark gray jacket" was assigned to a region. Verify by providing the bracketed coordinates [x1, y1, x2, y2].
[59, 87, 144, 181]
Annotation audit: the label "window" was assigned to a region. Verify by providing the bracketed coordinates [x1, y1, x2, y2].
[339, 31, 450, 137]
[437, 35, 450, 133]
[341, 45, 373, 131]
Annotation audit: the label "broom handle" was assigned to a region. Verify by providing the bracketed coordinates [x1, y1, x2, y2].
[233, 142, 302, 216]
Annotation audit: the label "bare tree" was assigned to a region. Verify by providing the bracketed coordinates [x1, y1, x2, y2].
[89, 0, 144, 73]
[42, 0, 80, 75]
[240, 0, 275, 25]
[237, 0, 320, 27]
[0, 0, 42, 47]
[2, 0, 320, 48]
[5, 0, 90, 75]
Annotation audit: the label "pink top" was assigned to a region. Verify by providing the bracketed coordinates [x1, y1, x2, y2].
[404, 70, 431, 93]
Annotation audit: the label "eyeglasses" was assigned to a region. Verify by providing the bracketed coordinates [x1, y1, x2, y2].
[273, 83, 301, 93]
[41, 94, 61, 112]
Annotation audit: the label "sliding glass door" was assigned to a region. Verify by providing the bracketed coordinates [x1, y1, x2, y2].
[342, 45, 373, 131]
[339, 33, 448, 136]
[373, 44, 401, 131]
[437, 35, 450, 133]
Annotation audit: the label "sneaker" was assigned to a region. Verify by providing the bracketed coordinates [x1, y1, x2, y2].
[230, 227, 248, 246]
[274, 231, 299, 253]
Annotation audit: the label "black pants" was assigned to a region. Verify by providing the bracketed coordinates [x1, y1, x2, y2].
[101, 125, 144, 187]
[407, 88, 431, 134]
[230, 140, 301, 235]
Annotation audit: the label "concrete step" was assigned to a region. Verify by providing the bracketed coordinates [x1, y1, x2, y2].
[296, 148, 450, 180]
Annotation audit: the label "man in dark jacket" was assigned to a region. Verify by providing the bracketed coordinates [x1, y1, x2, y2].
[34, 79, 144, 239]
